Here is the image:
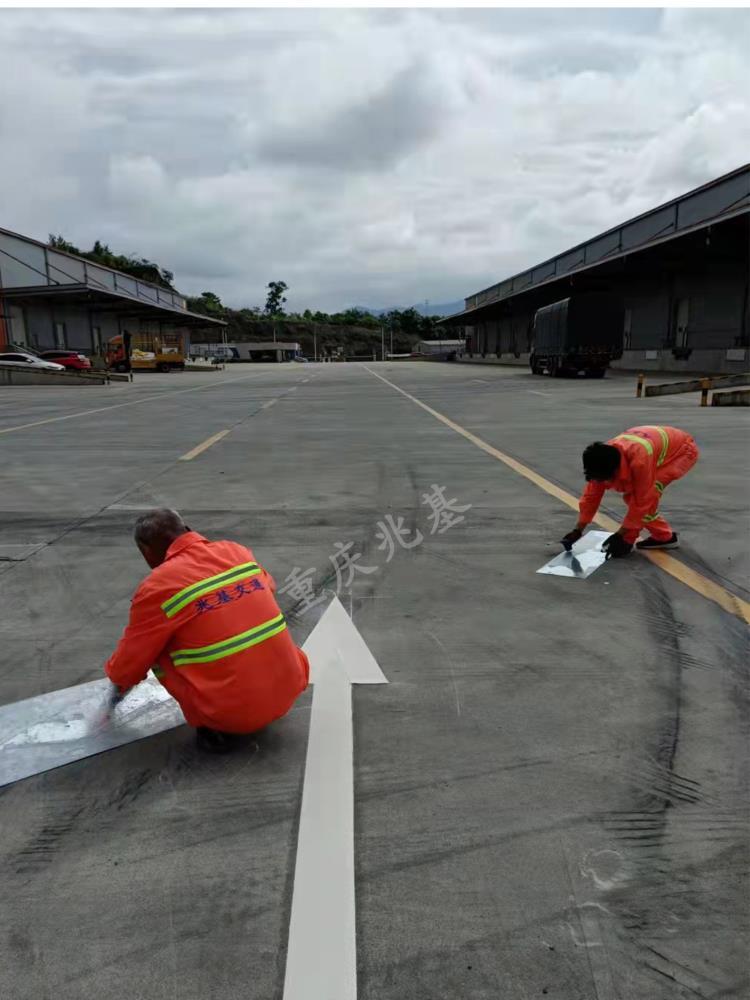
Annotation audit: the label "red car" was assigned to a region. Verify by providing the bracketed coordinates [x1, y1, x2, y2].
[39, 350, 92, 371]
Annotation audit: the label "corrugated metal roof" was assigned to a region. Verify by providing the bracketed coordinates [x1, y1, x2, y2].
[449, 163, 749, 323]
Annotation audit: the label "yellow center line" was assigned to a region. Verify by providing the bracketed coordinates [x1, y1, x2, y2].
[179, 429, 230, 461]
[0, 372, 264, 436]
[364, 366, 750, 625]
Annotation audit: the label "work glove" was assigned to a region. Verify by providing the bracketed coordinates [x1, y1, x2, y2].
[602, 533, 633, 560]
[560, 528, 583, 552]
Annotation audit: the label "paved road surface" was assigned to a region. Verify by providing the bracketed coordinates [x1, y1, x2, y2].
[1, 363, 748, 999]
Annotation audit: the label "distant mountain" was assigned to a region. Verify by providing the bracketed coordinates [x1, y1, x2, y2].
[353, 300, 464, 318]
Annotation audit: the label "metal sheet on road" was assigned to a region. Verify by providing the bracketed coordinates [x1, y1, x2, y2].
[537, 530, 610, 579]
[0, 675, 184, 787]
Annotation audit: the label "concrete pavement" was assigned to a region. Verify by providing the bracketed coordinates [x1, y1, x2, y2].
[0, 363, 747, 999]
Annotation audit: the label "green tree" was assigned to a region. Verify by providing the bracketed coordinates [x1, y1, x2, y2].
[186, 291, 227, 318]
[265, 280, 288, 316]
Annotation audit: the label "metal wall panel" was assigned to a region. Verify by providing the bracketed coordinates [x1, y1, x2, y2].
[513, 271, 532, 290]
[24, 302, 55, 348]
[136, 281, 158, 302]
[623, 282, 670, 349]
[556, 249, 585, 273]
[621, 206, 676, 250]
[678, 172, 750, 229]
[584, 231, 620, 264]
[0, 232, 47, 287]
[47, 252, 85, 285]
[86, 264, 116, 290]
[673, 272, 745, 348]
[115, 274, 137, 296]
[57, 306, 93, 351]
[532, 261, 556, 283]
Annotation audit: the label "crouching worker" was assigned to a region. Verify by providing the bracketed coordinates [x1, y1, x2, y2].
[105, 509, 309, 753]
[561, 425, 699, 560]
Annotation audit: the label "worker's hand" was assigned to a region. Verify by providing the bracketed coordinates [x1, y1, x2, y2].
[560, 528, 583, 552]
[602, 533, 633, 560]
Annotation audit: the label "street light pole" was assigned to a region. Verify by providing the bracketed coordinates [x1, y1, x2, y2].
[381, 325, 385, 362]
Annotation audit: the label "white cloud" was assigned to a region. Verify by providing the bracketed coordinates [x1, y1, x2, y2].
[0, 8, 747, 312]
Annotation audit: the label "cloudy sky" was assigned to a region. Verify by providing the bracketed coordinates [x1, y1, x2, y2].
[1, 8, 748, 312]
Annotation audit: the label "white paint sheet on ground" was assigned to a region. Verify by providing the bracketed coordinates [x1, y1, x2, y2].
[537, 530, 611, 580]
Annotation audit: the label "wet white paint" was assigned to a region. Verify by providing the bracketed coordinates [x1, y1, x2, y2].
[580, 848, 628, 891]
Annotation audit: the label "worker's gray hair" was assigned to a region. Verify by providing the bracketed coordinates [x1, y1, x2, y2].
[133, 508, 187, 548]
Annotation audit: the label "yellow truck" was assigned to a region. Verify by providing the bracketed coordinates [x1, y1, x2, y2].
[106, 332, 185, 372]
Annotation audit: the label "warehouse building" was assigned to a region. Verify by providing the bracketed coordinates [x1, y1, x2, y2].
[191, 340, 302, 363]
[443, 164, 749, 374]
[0, 228, 224, 361]
[413, 339, 466, 358]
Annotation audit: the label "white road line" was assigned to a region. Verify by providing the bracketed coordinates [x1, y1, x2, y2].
[284, 597, 388, 1000]
[528, 390, 551, 397]
[0, 372, 263, 436]
[262, 398, 278, 409]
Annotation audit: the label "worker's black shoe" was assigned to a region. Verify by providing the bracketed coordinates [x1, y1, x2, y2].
[636, 533, 679, 551]
[196, 727, 237, 755]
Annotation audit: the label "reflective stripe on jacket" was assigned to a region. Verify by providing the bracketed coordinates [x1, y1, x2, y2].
[105, 532, 309, 732]
[578, 426, 695, 533]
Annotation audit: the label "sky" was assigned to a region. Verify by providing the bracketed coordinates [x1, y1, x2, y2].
[0, 7, 748, 313]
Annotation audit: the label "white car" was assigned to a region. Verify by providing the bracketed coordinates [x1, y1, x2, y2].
[0, 352, 66, 372]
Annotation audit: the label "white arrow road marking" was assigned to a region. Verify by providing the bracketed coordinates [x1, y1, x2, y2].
[283, 596, 388, 1000]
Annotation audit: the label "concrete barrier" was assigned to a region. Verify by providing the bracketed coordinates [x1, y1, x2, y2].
[711, 389, 750, 407]
[0, 364, 109, 386]
[644, 372, 750, 397]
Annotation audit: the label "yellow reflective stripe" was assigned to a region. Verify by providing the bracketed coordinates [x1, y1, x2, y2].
[655, 480, 665, 494]
[641, 426, 670, 466]
[161, 562, 260, 618]
[152, 667, 165, 679]
[643, 512, 665, 523]
[171, 613, 287, 666]
[616, 433, 654, 456]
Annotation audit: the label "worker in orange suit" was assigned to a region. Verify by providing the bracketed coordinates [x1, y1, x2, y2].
[105, 509, 309, 753]
[561, 425, 699, 559]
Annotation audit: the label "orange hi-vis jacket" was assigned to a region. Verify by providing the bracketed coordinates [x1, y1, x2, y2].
[105, 532, 309, 733]
[579, 425, 698, 539]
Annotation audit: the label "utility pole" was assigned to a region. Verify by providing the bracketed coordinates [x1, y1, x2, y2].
[381, 325, 385, 361]
[313, 330, 317, 362]
[389, 322, 393, 358]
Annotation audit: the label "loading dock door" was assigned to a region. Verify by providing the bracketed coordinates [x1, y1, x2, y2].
[675, 297, 690, 347]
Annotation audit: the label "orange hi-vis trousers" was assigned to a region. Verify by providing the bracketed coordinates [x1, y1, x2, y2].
[621, 438, 699, 544]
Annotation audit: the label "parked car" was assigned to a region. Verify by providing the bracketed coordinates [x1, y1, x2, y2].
[39, 350, 92, 371]
[0, 352, 65, 371]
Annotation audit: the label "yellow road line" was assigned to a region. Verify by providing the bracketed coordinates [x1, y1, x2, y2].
[179, 429, 230, 461]
[364, 366, 750, 625]
[0, 372, 263, 437]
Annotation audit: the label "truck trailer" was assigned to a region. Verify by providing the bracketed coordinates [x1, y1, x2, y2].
[530, 295, 623, 378]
